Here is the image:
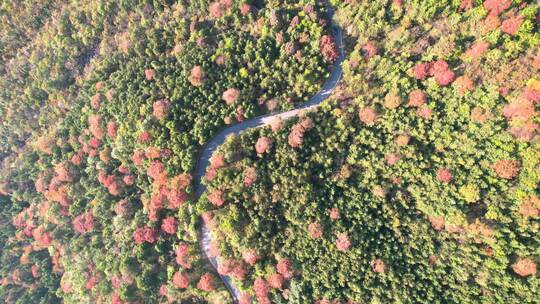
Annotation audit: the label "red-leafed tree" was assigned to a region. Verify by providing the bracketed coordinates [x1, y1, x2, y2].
[167, 189, 187, 209]
[454, 76, 474, 95]
[320, 35, 338, 62]
[133, 226, 157, 244]
[175, 242, 191, 269]
[335, 233, 351, 252]
[230, 261, 247, 280]
[70, 152, 83, 166]
[173, 271, 190, 289]
[511, 258, 537, 277]
[73, 212, 95, 234]
[270, 117, 284, 132]
[465, 41, 489, 59]
[54, 163, 73, 183]
[370, 259, 386, 273]
[209, 1, 230, 18]
[31, 265, 40, 278]
[111, 293, 123, 304]
[107, 121, 117, 139]
[328, 208, 340, 220]
[429, 216, 445, 231]
[138, 131, 151, 143]
[500, 15, 523, 35]
[308, 222, 323, 239]
[361, 42, 378, 60]
[239, 293, 253, 304]
[132, 150, 146, 166]
[434, 70, 455, 86]
[114, 200, 132, 217]
[417, 105, 433, 119]
[385, 153, 401, 166]
[267, 273, 284, 289]
[483, 0, 511, 16]
[145, 69, 155, 80]
[188, 66, 205, 86]
[153, 99, 169, 120]
[412, 62, 431, 80]
[123, 175, 135, 186]
[430, 60, 448, 75]
[240, 3, 251, 16]
[503, 99, 536, 121]
[86, 275, 99, 290]
[119, 164, 130, 174]
[242, 248, 260, 265]
[358, 106, 378, 125]
[243, 167, 257, 186]
[408, 90, 426, 107]
[276, 258, 294, 279]
[148, 161, 167, 185]
[88, 115, 104, 140]
[255, 137, 273, 154]
[492, 159, 520, 179]
[522, 88, 540, 103]
[222, 88, 240, 105]
[508, 121, 538, 142]
[288, 124, 306, 148]
[253, 277, 270, 301]
[208, 189, 225, 207]
[210, 153, 225, 169]
[197, 272, 214, 292]
[459, 0, 473, 11]
[437, 168, 453, 183]
[90, 93, 102, 110]
[161, 216, 177, 234]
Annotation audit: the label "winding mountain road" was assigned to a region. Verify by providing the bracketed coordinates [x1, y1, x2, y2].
[194, 9, 344, 304]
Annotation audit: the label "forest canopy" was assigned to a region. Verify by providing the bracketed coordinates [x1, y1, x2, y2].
[0, 0, 539, 304]
[198, 0, 540, 303]
[0, 0, 335, 303]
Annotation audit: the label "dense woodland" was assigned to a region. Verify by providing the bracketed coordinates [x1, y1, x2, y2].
[0, 0, 335, 303]
[0, 0, 539, 304]
[199, 0, 540, 303]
